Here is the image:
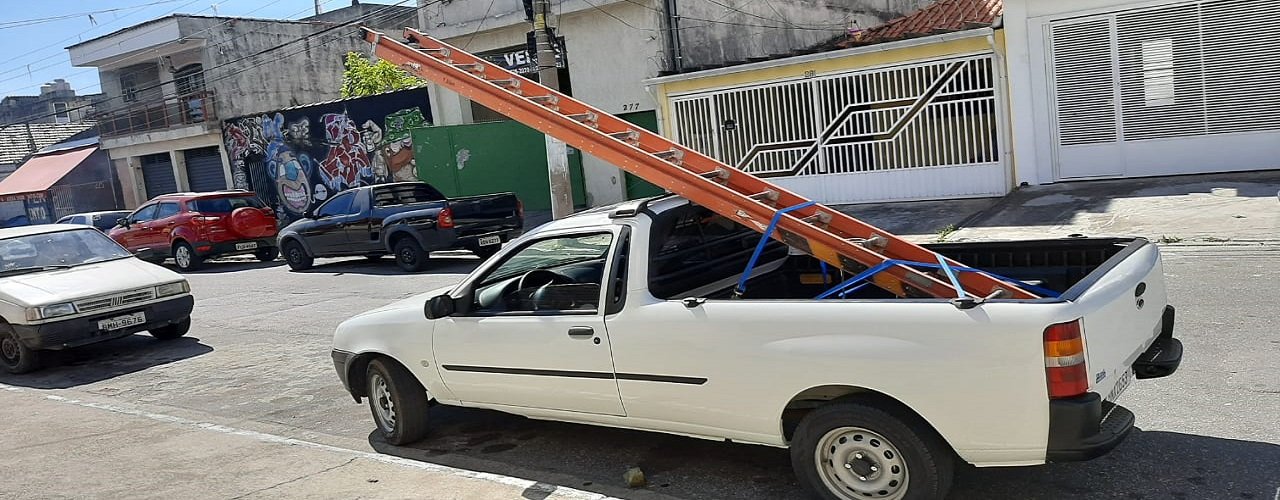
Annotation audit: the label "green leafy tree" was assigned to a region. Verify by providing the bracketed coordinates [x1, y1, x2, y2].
[340, 52, 422, 98]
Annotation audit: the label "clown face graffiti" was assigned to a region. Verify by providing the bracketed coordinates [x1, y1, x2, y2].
[266, 139, 312, 215]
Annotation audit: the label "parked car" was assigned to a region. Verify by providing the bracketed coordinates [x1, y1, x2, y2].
[108, 191, 279, 271]
[0, 224, 194, 374]
[56, 210, 133, 232]
[330, 195, 1182, 500]
[278, 182, 522, 272]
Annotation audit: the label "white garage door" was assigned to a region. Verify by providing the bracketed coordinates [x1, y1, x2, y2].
[669, 54, 1008, 204]
[1048, 0, 1280, 180]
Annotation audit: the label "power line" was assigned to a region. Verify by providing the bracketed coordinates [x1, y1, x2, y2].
[578, 0, 653, 31]
[0, 0, 189, 29]
[462, 0, 498, 50]
[615, 0, 845, 32]
[1, 0, 433, 131]
[697, 0, 849, 30]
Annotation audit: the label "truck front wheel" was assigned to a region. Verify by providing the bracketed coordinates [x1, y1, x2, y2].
[791, 400, 953, 500]
[366, 358, 430, 445]
[283, 241, 313, 271]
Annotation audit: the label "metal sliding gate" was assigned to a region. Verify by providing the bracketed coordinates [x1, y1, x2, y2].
[669, 55, 1008, 204]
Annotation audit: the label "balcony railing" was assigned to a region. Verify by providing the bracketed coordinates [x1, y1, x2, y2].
[94, 90, 216, 138]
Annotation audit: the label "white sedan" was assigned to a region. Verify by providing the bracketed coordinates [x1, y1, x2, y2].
[0, 224, 194, 374]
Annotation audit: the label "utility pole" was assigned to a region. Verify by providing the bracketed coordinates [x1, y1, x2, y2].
[532, 0, 574, 219]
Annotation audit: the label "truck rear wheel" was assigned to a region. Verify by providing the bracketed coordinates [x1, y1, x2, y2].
[791, 400, 953, 500]
[283, 240, 313, 271]
[366, 358, 430, 445]
[0, 325, 41, 374]
[393, 238, 428, 272]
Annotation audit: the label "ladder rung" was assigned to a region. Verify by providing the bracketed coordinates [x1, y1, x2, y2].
[697, 168, 729, 180]
[529, 95, 559, 104]
[490, 79, 520, 88]
[609, 130, 639, 142]
[801, 212, 832, 225]
[421, 47, 451, 58]
[454, 62, 485, 73]
[566, 112, 598, 125]
[653, 149, 684, 163]
[749, 190, 780, 203]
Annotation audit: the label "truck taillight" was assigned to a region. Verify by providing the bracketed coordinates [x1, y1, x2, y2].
[1044, 319, 1089, 399]
[516, 199, 524, 219]
[438, 207, 455, 229]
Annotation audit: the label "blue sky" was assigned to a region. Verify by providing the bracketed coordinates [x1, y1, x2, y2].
[0, 0, 391, 98]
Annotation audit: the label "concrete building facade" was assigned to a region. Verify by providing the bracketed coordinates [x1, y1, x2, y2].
[66, 12, 393, 208]
[411, 0, 924, 207]
[0, 79, 102, 126]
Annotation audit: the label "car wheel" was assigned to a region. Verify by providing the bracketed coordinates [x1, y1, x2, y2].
[791, 400, 954, 500]
[0, 325, 41, 374]
[255, 247, 280, 262]
[149, 318, 191, 340]
[283, 240, 313, 271]
[366, 358, 430, 445]
[173, 242, 202, 271]
[470, 244, 500, 260]
[393, 238, 427, 272]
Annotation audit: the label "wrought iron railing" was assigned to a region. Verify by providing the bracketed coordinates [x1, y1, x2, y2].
[94, 90, 216, 138]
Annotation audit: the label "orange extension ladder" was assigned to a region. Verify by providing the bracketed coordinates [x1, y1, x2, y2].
[364, 27, 1037, 300]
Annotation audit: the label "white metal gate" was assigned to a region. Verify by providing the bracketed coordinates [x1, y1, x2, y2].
[669, 54, 1008, 204]
[1048, 0, 1280, 180]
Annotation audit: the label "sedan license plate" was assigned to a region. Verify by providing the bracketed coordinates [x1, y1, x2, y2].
[1106, 368, 1134, 403]
[235, 242, 258, 251]
[477, 235, 502, 247]
[98, 312, 146, 331]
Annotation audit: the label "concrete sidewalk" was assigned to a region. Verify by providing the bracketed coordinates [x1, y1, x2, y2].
[0, 386, 610, 500]
[835, 170, 1280, 244]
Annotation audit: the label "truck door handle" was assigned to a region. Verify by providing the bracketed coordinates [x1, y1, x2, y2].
[567, 326, 594, 337]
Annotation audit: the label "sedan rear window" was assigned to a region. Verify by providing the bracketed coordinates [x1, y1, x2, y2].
[194, 196, 265, 213]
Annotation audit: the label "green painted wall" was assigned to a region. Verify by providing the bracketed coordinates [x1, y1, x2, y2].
[412, 121, 586, 211]
[617, 111, 666, 199]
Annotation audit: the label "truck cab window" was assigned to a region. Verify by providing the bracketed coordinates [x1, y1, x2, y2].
[647, 205, 786, 299]
[469, 233, 614, 314]
[317, 193, 354, 218]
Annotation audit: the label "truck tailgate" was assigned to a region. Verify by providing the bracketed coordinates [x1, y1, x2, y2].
[1071, 241, 1168, 402]
[449, 193, 521, 237]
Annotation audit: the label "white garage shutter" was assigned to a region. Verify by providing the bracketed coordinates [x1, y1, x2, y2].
[1049, 0, 1280, 180]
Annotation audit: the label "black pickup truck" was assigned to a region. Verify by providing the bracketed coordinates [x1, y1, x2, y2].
[278, 182, 523, 272]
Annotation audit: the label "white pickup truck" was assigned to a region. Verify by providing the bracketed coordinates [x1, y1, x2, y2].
[332, 195, 1182, 500]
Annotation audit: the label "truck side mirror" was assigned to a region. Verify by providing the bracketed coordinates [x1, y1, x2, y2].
[424, 294, 456, 319]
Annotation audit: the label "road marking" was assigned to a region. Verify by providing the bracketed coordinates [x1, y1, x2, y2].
[1, 383, 615, 500]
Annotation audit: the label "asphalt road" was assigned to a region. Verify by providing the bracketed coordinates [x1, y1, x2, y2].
[1, 245, 1277, 499]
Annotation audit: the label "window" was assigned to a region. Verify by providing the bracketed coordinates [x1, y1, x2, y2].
[1142, 38, 1175, 107]
[647, 204, 786, 299]
[155, 202, 180, 219]
[469, 233, 614, 314]
[316, 192, 355, 218]
[193, 196, 264, 213]
[53, 102, 70, 124]
[130, 204, 159, 223]
[120, 73, 139, 103]
[372, 184, 445, 206]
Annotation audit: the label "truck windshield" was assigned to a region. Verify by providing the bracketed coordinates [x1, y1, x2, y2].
[194, 196, 265, 213]
[0, 229, 132, 272]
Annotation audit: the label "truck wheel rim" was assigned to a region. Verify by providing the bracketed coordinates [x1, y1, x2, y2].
[370, 373, 396, 432]
[814, 426, 908, 500]
[175, 247, 191, 268]
[288, 247, 302, 263]
[399, 248, 415, 265]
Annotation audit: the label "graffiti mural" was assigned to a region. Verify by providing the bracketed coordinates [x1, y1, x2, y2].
[221, 88, 432, 223]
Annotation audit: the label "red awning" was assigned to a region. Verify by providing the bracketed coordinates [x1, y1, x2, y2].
[0, 145, 96, 197]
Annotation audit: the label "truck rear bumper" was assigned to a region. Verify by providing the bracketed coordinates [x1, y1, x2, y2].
[1047, 305, 1182, 462]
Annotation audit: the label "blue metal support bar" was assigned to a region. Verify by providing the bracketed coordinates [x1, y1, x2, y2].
[816, 259, 1061, 300]
[935, 253, 967, 299]
[734, 201, 816, 297]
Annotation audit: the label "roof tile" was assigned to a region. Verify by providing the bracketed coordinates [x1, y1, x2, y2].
[837, 0, 1003, 48]
[0, 122, 94, 165]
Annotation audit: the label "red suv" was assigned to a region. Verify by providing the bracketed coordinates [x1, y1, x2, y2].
[109, 191, 279, 271]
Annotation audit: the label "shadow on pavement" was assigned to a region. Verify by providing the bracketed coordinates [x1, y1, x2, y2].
[366, 404, 1280, 500]
[178, 259, 285, 273]
[0, 336, 212, 389]
[291, 254, 482, 276]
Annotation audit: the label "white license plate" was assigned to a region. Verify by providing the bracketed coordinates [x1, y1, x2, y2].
[235, 242, 258, 251]
[98, 312, 146, 331]
[1106, 368, 1134, 403]
[477, 235, 502, 247]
